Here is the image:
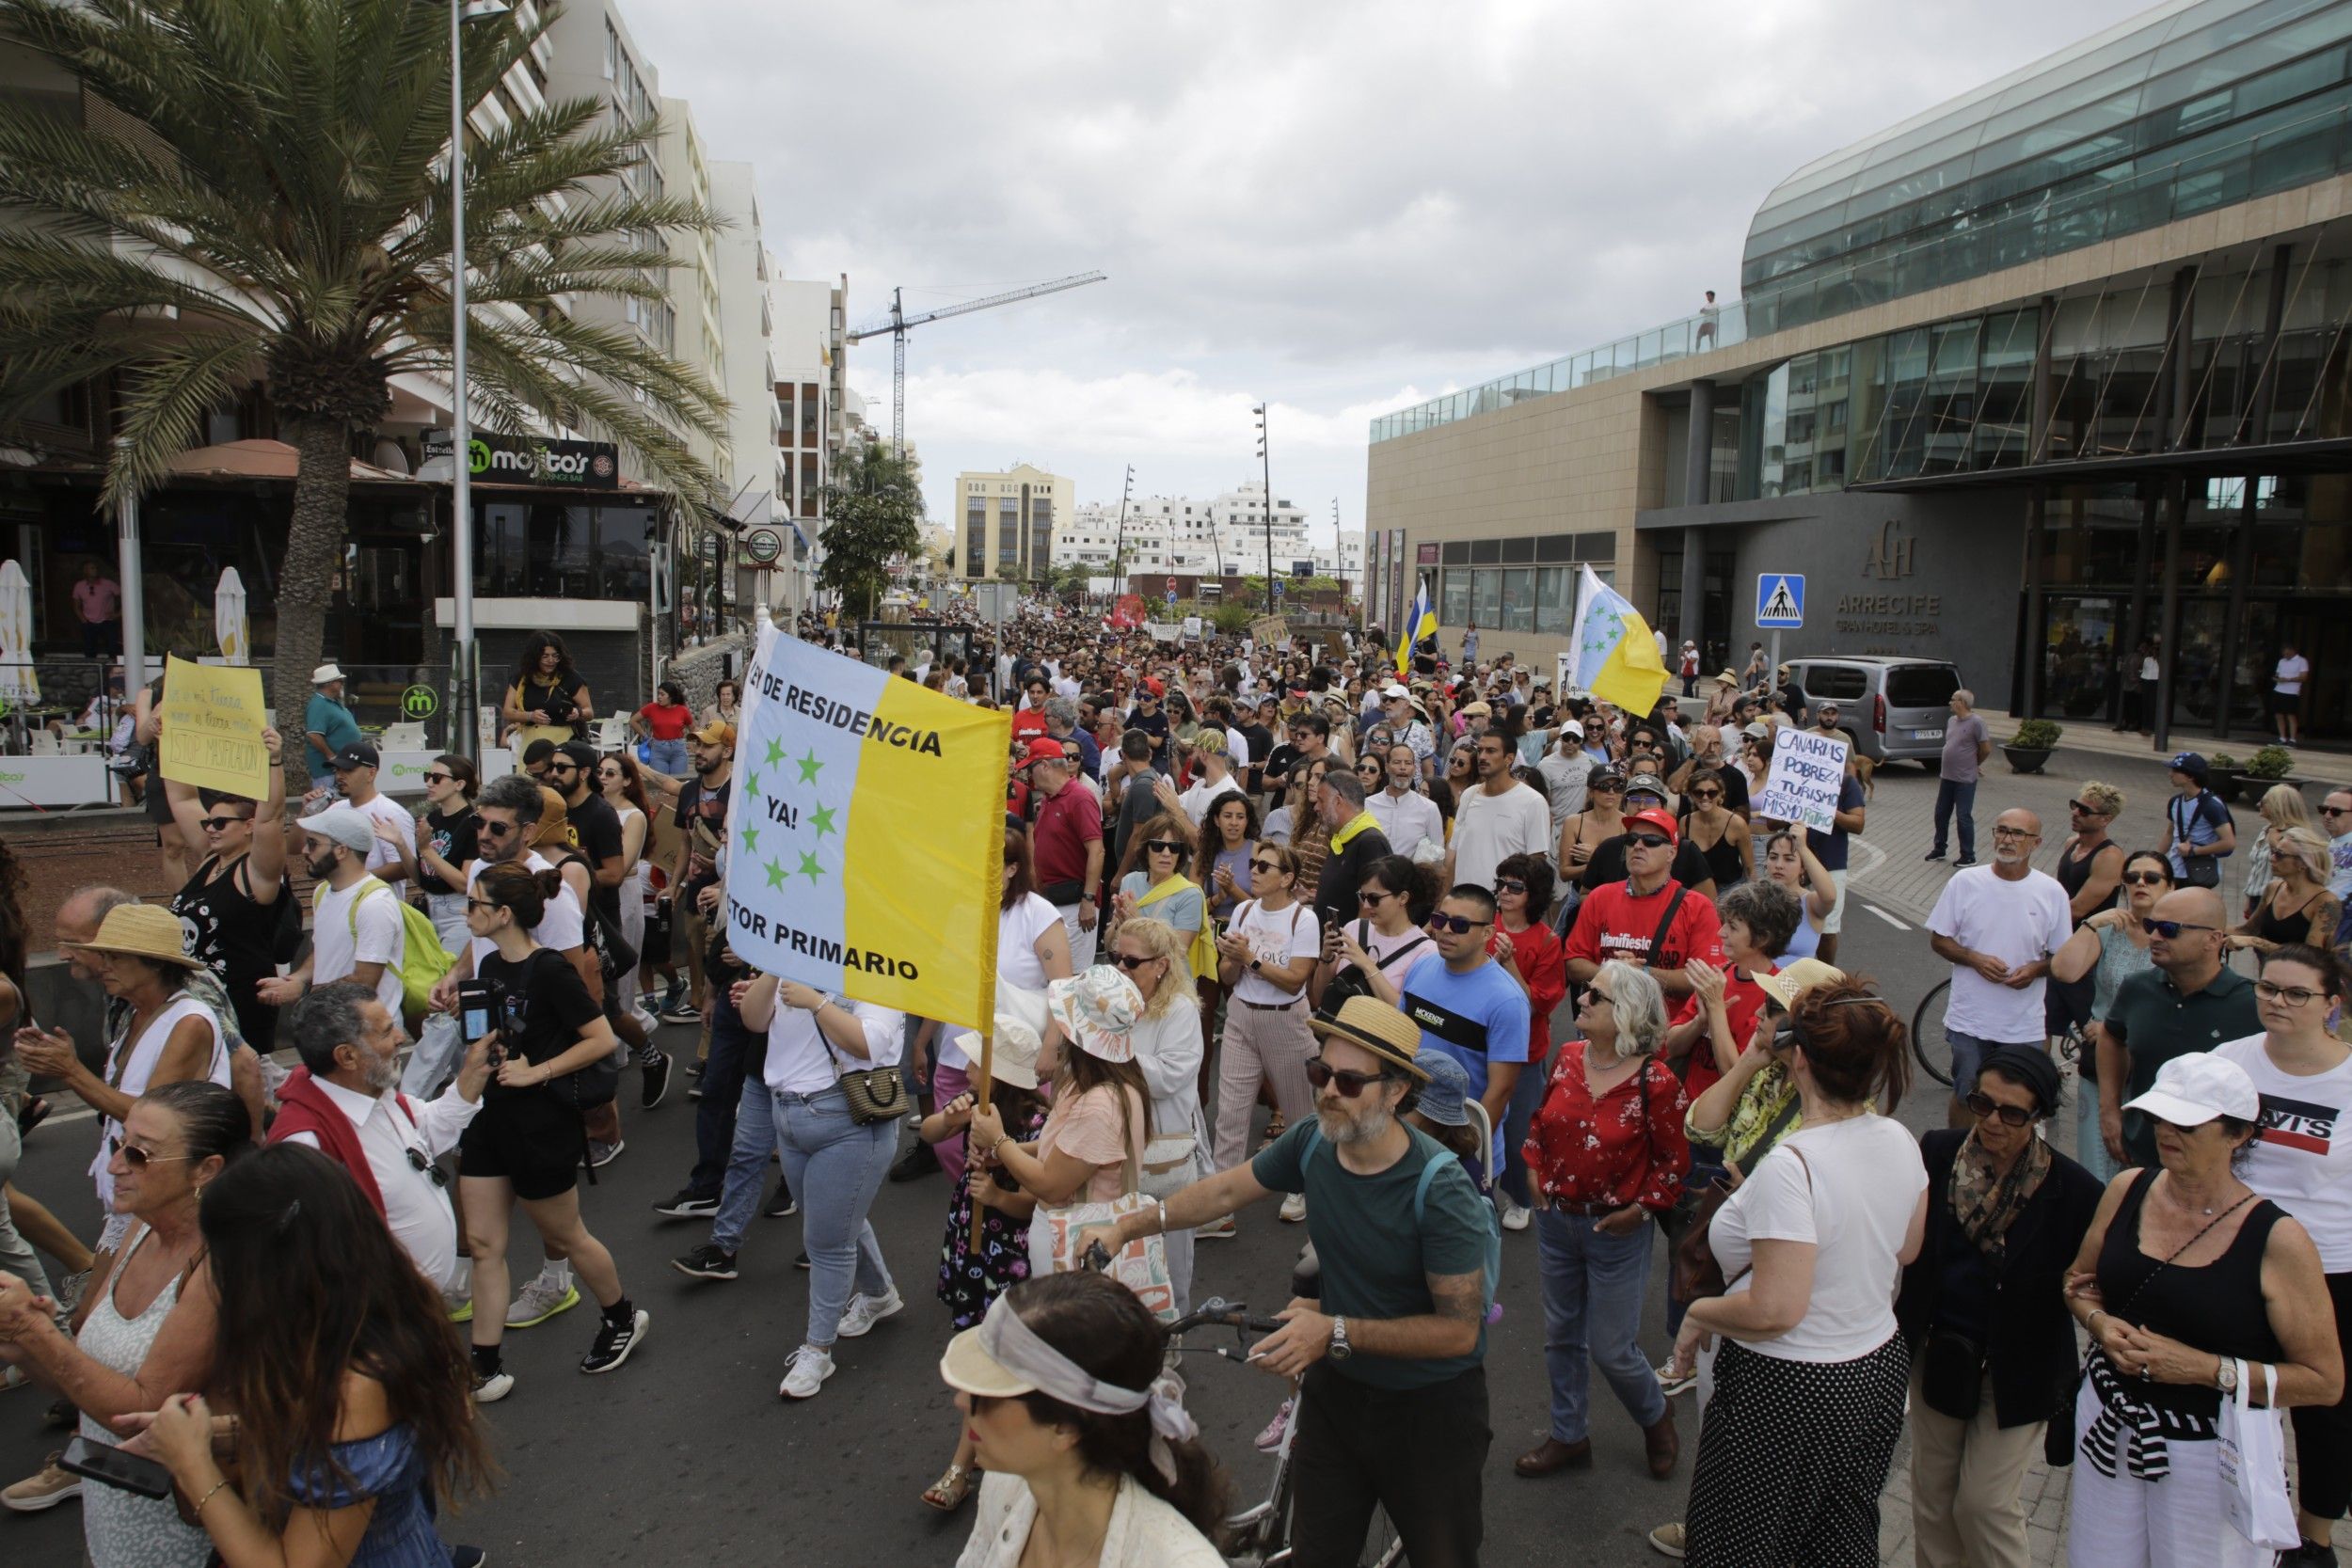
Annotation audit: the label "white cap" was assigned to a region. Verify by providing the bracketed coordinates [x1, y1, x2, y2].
[310, 663, 346, 685]
[1381, 683, 1410, 700]
[1556, 720, 1584, 739]
[2123, 1052, 2261, 1128]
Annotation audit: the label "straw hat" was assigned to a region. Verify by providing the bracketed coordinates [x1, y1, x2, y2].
[528, 784, 571, 848]
[1309, 995, 1429, 1080]
[76, 903, 200, 970]
[1755, 958, 1844, 1011]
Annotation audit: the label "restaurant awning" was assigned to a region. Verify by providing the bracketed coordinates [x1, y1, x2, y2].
[166, 438, 419, 485]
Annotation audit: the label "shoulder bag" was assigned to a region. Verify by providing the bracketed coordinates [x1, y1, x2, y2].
[818, 1002, 905, 1125]
[2171, 794, 2223, 888]
[1033, 1091, 1178, 1322]
[1320, 919, 1428, 1013]
[1671, 1098, 1805, 1302]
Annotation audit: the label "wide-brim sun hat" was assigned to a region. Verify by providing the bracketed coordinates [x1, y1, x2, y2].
[952, 1013, 1043, 1091]
[1309, 995, 1430, 1080]
[310, 663, 345, 685]
[1046, 968, 1142, 1064]
[1410, 1047, 1472, 1124]
[76, 903, 201, 969]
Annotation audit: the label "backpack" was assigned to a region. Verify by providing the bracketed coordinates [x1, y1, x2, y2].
[315, 876, 454, 1023]
[1299, 1121, 1502, 1316]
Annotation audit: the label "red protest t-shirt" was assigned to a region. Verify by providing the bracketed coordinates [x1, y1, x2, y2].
[637, 702, 692, 741]
[1669, 962, 1777, 1103]
[1564, 879, 1724, 976]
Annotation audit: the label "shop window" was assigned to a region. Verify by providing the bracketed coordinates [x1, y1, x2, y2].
[1535, 567, 1571, 636]
[1472, 567, 1502, 629]
[1439, 570, 1470, 629]
[1500, 567, 1534, 633]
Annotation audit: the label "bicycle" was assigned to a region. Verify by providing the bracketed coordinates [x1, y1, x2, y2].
[1909, 977, 2086, 1087]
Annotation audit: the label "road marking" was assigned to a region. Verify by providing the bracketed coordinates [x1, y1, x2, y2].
[1864, 903, 1910, 930]
[37, 1106, 96, 1125]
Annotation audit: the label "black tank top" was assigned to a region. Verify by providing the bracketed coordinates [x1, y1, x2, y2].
[2094, 1169, 2285, 1422]
[2253, 891, 2320, 948]
[169, 854, 280, 996]
[1687, 816, 1747, 890]
[2056, 837, 2115, 918]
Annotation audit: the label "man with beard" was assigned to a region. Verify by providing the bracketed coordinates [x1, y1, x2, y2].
[1446, 729, 1551, 894]
[665, 721, 736, 1023]
[272, 981, 493, 1292]
[258, 804, 406, 1022]
[1076, 994, 1493, 1568]
[1925, 807, 2074, 1127]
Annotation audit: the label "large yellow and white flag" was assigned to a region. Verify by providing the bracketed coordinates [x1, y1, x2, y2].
[723, 626, 1010, 1030]
[1569, 564, 1669, 717]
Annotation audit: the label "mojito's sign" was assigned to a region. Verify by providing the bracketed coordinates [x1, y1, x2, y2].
[424, 429, 620, 487]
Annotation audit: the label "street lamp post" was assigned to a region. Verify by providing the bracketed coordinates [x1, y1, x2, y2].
[446, 0, 483, 763]
[1254, 403, 1275, 615]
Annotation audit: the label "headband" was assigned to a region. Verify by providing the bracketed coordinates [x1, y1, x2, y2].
[977, 1293, 1199, 1481]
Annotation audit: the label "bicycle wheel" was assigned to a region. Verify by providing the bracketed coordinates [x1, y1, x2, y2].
[1911, 978, 1953, 1086]
[1358, 1506, 1403, 1567]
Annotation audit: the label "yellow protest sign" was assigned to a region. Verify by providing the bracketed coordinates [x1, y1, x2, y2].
[158, 656, 268, 799]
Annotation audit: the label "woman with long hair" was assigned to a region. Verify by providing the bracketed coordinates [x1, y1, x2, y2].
[1283, 757, 1335, 903]
[1490, 851, 1566, 1232]
[943, 1272, 1228, 1565]
[137, 1145, 493, 1567]
[1109, 814, 1211, 984]
[1104, 918, 1207, 1313]
[596, 752, 657, 1024]
[165, 729, 291, 1053]
[1681, 770, 1753, 891]
[2232, 825, 2342, 957]
[412, 754, 481, 955]
[1558, 768, 1629, 892]
[1671, 978, 1927, 1568]
[2237, 783, 2319, 923]
[631, 679, 694, 780]
[1758, 830, 1836, 963]
[2052, 848, 2175, 1181]
[501, 634, 592, 755]
[1204, 843, 1320, 1234]
[1316, 852, 1440, 1010]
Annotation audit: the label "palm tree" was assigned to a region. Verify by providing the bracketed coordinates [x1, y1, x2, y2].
[817, 440, 926, 623]
[0, 0, 727, 767]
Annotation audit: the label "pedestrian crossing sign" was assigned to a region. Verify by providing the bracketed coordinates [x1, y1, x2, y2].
[1756, 573, 1805, 628]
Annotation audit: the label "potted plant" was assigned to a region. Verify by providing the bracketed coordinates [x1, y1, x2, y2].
[2003, 718, 2062, 774]
[2206, 751, 2246, 803]
[2248, 744, 2296, 785]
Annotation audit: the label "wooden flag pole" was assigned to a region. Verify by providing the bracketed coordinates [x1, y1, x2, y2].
[970, 1029, 993, 1252]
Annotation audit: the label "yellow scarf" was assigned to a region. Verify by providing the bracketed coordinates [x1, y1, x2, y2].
[1137, 874, 1218, 977]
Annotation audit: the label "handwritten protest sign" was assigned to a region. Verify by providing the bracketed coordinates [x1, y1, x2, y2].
[1753, 725, 1851, 833]
[157, 655, 267, 799]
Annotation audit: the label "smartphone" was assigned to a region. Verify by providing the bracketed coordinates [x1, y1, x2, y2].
[455, 979, 496, 1044]
[60, 1435, 175, 1500]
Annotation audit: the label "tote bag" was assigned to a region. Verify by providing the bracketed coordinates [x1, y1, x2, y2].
[1028, 1120, 1178, 1323]
[2217, 1358, 2298, 1551]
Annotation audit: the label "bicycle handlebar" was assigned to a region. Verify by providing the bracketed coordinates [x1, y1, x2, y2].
[1167, 1296, 1285, 1336]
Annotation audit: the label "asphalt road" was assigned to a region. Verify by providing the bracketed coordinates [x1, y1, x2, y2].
[0, 763, 2024, 1568]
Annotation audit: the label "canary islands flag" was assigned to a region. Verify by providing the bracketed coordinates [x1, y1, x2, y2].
[723, 625, 1010, 1031]
[1395, 576, 1436, 676]
[1570, 564, 1669, 716]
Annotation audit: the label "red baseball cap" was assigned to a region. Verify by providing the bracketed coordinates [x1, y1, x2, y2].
[1627, 808, 1680, 842]
[1019, 737, 1067, 768]
[1141, 676, 1165, 697]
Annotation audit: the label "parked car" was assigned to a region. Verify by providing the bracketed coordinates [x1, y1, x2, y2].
[1780, 655, 1963, 765]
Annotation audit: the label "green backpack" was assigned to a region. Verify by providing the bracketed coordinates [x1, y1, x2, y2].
[313, 875, 454, 1022]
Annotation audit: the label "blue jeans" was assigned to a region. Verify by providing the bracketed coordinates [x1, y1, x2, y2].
[713, 1080, 896, 1347]
[1944, 1030, 2039, 1099]
[2076, 1071, 2120, 1183]
[1497, 1046, 1551, 1209]
[1534, 1209, 1665, 1444]
[644, 737, 688, 777]
[1932, 778, 1978, 860]
[688, 991, 764, 1198]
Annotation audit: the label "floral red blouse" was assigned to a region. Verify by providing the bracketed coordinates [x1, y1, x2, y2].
[1487, 918, 1566, 1058]
[1522, 1043, 1692, 1212]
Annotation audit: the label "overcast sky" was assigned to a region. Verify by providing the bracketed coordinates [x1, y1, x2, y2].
[652, 0, 2156, 545]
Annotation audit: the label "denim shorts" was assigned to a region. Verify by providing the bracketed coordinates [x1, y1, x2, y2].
[1945, 1030, 2042, 1096]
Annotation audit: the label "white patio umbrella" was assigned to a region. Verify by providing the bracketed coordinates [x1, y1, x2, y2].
[0, 560, 40, 708]
[214, 566, 248, 666]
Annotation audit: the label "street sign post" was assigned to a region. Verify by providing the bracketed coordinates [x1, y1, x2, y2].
[1756, 573, 1805, 683]
[743, 528, 784, 566]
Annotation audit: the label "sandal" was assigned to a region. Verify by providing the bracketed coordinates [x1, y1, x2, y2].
[1259, 1113, 1287, 1149]
[921, 1464, 977, 1512]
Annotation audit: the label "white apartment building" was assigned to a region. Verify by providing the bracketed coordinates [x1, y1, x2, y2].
[660, 101, 728, 495]
[768, 272, 850, 615]
[1056, 481, 1356, 578]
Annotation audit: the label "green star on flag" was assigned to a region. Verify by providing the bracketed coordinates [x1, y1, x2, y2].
[764, 858, 787, 890]
[809, 803, 837, 838]
[739, 825, 759, 854]
[744, 771, 760, 802]
[764, 737, 786, 768]
[797, 851, 826, 884]
[797, 749, 823, 784]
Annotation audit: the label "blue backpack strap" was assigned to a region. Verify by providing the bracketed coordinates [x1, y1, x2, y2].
[1411, 1147, 1447, 1223]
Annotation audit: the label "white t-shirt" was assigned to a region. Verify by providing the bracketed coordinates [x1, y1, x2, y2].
[463, 851, 586, 972]
[1334, 920, 1437, 991]
[1709, 1114, 1926, 1362]
[2214, 1034, 2352, 1272]
[2275, 655, 2312, 695]
[314, 877, 406, 1019]
[1451, 782, 1552, 892]
[949, 893, 1064, 1073]
[344, 793, 418, 878]
[1178, 772, 1246, 828]
[1229, 897, 1319, 1006]
[762, 994, 905, 1096]
[1926, 866, 2074, 1043]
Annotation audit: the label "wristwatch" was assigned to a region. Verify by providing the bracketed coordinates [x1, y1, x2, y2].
[2217, 1358, 2239, 1395]
[1328, 1315, 1353, 1361]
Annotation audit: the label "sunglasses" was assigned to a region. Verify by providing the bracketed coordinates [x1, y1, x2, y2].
[1690, 790, 1722, 802]
[2122, 870, 2169, 886]
[1250, 859, 1285, 874]
[1358, 889, 1392, 906]
[1591, 781, 1625, 793]
[1426, 913, 1488, 934]
[405, 1145, 451, 1188]
[1581, 984, 1614, 1006]
[2142, 918, 2218, 938]
[2256, 979, 2325, 1007]
[2068, 800, 2109, 814]
[1111, 952, 1159, 971]
[200, 815, 250, 832]
[546, 763, 580, 775]
[1629, 833, 1673, 850]
[1305, 1058, 1393, 1098]
[108, 1136, 191, 1168]
[2322, 805, 2352, 818]
[479, 820, 517, 837]
[1144, 839, 1184, 856]
[466, 897, 502, 912]
[1495, 879, 1527, 894]
[1963, 1091, 2037, 1128]
[421, 770, 455, 784]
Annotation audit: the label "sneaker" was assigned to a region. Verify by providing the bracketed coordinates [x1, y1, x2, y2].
[1498, 1195, 1531, 1232]
[653, 1188, 721, 1219]
[449, 1548, 487, 1568]
[1954, 857, 1979, 868]
[689, 1083, 705, 1101]
[504, 1278, 581, 1329]
[779, 1343, 834, 1400]
[584, 1138, 624, 1169]
[794, 1249, 812, 1269]
[1647, 1522, 1686, 1560]
[580, 1307, 650, 1374]
[469, 1370, 514, 1405]
[686, 1058, 705, 1079]
[1656, 1360, 1697, 1399]
[630, 1001, 661, 1037]
[0, 1455, 80, 1513]
[1922, 849, 1946, 862]
[888, 1141, 941, 1183]
[836, 1286, 905, 1338]
[767, 1188, 800, 1219]
[1279, 1192, 1307, 1224]
[661, 999, 704, 1022]
[444, 1287, 474, 1324]
[639, 1050, 673, 1110]
[1253, 1395, 1295, 1453]
[671, 1243, 739, 1281]
[1196, 1216, 1237, 1241]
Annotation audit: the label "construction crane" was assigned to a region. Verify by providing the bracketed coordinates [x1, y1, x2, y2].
[845, 272, 1106, 452]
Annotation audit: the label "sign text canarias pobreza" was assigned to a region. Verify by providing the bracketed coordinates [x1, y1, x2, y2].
[723, 626, 1009, 1031]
